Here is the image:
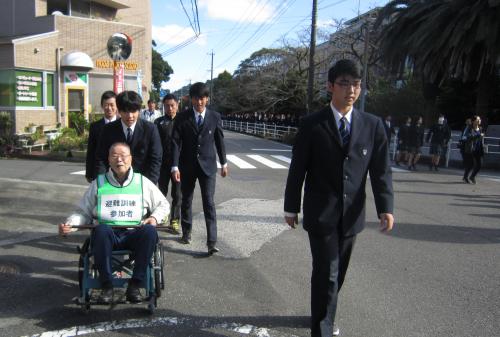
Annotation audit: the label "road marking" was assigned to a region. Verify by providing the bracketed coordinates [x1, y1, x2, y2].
[70, 170, 85, 175]
[247, 155, 287, 169]
[251, 148, 292, 152]
[227, 154, 257, 169]
[167, 198, 288, 259]
[24, 316, 298, 337]
[271, 155, 291, 164]
[0, 177, 87, 189]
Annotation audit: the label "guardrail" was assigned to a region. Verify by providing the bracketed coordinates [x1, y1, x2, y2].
[390, 130, 500, 167]
[222, 120, 298, 141]
[223, 121, 500, 168]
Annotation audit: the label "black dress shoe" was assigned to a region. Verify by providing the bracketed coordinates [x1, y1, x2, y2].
[99, 287, 113, 304]
[463, 177, 470, 184]
[207, 243, 220, 255]
[126, 283, 142, 303]
[469, 177, 476, 184]
[179, 235, 191, 244]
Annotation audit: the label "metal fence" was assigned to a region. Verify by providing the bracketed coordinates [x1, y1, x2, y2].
[222, 120, 500, 168]
[390, 130, 500, 167]
[221, 120, 298, 141]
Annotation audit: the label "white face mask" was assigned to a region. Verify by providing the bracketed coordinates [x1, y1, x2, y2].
[438, 117, 444, 124]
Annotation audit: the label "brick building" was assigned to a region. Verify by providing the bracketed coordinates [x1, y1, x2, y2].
[0, 0, 152, 133]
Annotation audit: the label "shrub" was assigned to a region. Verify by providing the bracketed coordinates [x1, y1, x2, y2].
[50, 127, 87, 151]
[69, 111, 89, 136]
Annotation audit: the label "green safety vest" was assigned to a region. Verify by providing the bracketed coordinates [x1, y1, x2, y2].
[97, 171, 144, 226]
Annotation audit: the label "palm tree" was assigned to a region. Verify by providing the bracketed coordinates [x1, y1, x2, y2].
[376, 0, 500, 114]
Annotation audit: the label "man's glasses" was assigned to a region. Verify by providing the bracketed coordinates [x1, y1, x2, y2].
[335, 80, 362, 89]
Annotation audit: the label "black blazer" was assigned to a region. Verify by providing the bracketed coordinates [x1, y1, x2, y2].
[284, 107, 394, 237]
[154, 115, 176, 168]
[85, 118, 106, 181]
[95, 118, 163, 184]
[172, 109, 227, 177]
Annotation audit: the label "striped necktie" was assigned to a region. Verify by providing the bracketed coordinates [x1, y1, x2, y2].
[126, 127, 132, 144]
[197, 114, 203, 129]
[339, 117, 350, 147]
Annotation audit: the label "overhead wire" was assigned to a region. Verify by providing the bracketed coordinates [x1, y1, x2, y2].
[215, 0, 295, 68]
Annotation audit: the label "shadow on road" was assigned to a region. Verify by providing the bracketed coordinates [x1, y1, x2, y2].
[366, 222, 500, 244]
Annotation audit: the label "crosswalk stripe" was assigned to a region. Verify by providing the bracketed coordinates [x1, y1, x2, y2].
[70, 170, 86, 175]
[271, 155, 291, 164]
[226, 154, 256, 169]
[247, 155, 287, 169]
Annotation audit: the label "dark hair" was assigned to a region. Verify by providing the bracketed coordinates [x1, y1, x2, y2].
[162, 93, 178, 103]
[116, 91, 142, 112]
[189, 82, 209, 98]
[328, 59, 362, 83]
[147, 99, 155, 104]
[471, 115, 480, 123]
[100, 91, 116, 106]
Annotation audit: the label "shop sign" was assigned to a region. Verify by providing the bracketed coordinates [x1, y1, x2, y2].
[16, 70, 43, 107]
[64, 72, 88, 86]
[114, 63, 125, 94]
[95, 59, 139, 70]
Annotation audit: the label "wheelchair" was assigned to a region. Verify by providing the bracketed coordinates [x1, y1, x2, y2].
[75, 225, 165, 314]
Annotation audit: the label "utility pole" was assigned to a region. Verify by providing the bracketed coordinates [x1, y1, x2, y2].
[208, 50, 214, 105]
[306, 0, 318, 114]
[360, 22, 370, 113]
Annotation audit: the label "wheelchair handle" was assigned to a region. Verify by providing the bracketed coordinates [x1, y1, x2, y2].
[71, 224, 172, 231]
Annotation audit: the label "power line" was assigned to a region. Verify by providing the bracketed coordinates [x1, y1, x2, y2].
[216, 0, 295, 68]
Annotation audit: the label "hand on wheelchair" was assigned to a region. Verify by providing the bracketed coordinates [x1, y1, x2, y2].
[59, 222, 77, 236]
[142, 217, 158, 226]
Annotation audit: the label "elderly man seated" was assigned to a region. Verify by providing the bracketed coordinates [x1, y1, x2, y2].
[59, 142, 169, 303]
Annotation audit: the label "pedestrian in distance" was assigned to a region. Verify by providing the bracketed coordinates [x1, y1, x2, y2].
[395, 116, 411, 166]
[458, 118, 472, 165]
[284, 59, 394, 337]
[462, 115, 485, 184]
[407, 115, 425, 170]
[155, 94, 182, 233]
[171, 82, 228, 256]
[140, 99, 162, 123]
[383, 114, 395, 145]
[426, 114, 451, 171]
[85, 91, 118, 183]
[60, 142, 169, 304]
[95, 91, 163, 184]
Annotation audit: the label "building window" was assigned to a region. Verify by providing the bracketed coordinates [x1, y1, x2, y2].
[47, 0, 69, 15]
[46, 73, 55, 107]
[71, 0, 90, 18]
[0, 70, 15, 107]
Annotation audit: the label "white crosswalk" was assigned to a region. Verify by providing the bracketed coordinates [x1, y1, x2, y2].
[70, 154, 293, 175]
[71, 156, 468, 175]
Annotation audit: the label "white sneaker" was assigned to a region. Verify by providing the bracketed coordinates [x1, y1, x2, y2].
[333, 324, 340, 336]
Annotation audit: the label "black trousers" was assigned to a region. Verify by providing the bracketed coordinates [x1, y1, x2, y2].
[180, 163, 217, 244]
[159, 166, 181, 221]
[308, 230, 356, 337]
[92, 224, 158, 286]
[463, 152, 483, 179]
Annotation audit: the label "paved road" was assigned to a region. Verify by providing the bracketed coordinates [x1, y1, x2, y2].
[0, 131, 498, 337]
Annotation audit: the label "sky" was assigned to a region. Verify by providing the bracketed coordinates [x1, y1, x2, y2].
[151, 0, 391, 92]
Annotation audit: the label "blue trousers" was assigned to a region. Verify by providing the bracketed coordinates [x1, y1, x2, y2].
[91, 224, 158, 286]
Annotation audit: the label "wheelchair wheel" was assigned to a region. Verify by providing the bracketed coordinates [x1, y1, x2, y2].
[153, 243, 164, 298]
[77, 238, 91, 292]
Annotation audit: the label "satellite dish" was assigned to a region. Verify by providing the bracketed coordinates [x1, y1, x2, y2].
[107, 33, 132, 61]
